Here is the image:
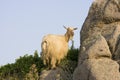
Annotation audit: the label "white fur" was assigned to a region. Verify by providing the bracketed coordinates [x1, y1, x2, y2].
[41, 27, 77, 69]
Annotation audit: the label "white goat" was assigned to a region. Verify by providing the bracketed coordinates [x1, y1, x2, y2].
[41, 26, 77, 69]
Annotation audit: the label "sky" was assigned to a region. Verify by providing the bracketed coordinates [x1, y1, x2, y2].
[0, 0, 93, 66]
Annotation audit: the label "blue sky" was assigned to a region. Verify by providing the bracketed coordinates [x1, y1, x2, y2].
[0, 0, 93, 66]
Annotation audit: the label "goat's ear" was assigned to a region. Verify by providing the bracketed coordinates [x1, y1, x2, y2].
[63, 25, 67, 29]
[74, 27, 78, 30]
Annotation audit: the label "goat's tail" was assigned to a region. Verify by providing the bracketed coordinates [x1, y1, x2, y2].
[41, 40, 48, 54]
[41, 40, 49, 66]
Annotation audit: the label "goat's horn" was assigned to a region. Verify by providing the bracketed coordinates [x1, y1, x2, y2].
[74, 27, 78, 30]
[63, 25, 67, 29]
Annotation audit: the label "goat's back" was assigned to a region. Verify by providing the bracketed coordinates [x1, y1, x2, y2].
[42, 34, 68, 58]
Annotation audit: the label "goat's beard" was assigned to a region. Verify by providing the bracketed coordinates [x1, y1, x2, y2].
[70, 36, 73, 40]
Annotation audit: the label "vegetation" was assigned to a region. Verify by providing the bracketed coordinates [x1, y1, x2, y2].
[59, 48, 79, 80]
[0, 50, 44, 80]
[0, 48, 79, 80]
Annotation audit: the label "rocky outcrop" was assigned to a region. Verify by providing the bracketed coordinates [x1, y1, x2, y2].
[79, 34, 111, 63]
[40, 67, 73, 80]
[40, 69, 61, 80]
[40, 60, 77, 80]
[73, 58, 120, 80]
[73, 0, 120, 80]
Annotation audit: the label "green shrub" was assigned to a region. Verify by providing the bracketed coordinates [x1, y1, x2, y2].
[0, 50, 45, 79]
[67, 48, 79, 62]
[0, 48, 79, 80]
[59, 48, 79, 80]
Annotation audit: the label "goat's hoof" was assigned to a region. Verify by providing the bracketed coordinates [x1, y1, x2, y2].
[51, 67, 56, 70]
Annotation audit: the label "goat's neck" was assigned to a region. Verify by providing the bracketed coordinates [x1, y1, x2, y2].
[64, 32, 70, 42]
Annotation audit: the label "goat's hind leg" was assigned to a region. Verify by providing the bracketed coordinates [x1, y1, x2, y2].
[51, 57, 56, 69]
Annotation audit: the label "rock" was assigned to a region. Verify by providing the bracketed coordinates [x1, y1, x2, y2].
[81, 0, 120, 43]
[108, 25, 120, 54]
[40, 69, 61, 80]
[102, 23, 120, 54]
[79, 34, 112, 64]
[103, 0, 120, 23]
[73, 0, 120, 80]
[114, 38, 120, 60]
[73, 58, 120, 80]
[79, 0, 120, 62]
[40, 67, 73, 80]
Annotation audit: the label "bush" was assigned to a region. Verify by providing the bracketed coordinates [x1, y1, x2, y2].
[67, 48, 79, 62]
[0, 48, 79, 80]
[0, 50, 45, 80]
[59, 48, 79, 80]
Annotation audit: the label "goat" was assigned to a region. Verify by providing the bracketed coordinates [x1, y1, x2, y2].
[41, 26, 77, 69]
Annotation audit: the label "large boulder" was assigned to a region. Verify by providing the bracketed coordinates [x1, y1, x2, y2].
[73, 58, 120, 80]
[73, 0, 120, 80]
[40, 69, 61, 80]
[79, 34, 112, 64]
